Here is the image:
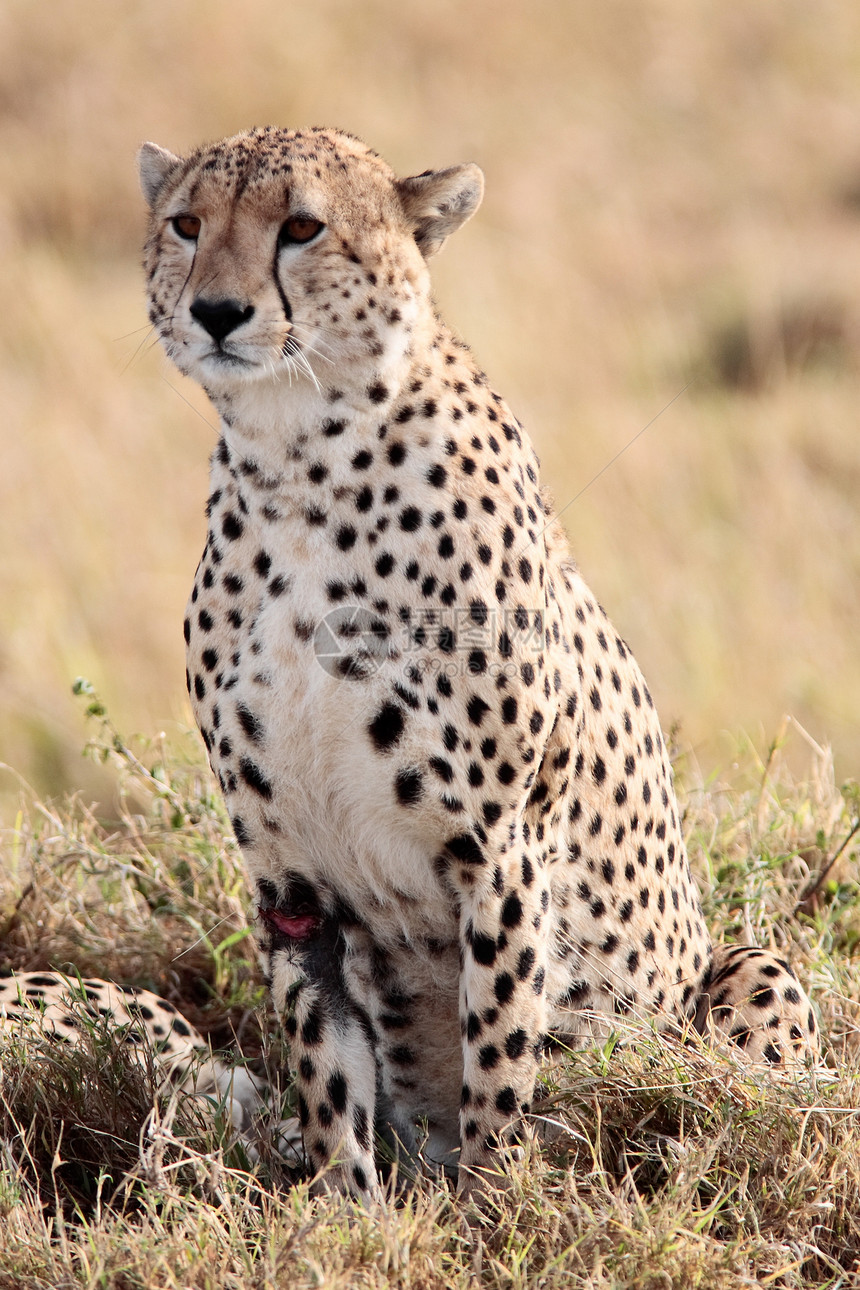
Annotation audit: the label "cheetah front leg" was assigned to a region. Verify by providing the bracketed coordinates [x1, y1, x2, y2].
[260, 893, 380, 1196]
[455, 857, 550, 1193]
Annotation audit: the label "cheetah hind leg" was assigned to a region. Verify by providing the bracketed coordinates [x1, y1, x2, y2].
[693, 943, 819, 1071]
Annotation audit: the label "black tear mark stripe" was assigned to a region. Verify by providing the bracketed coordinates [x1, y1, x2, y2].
[272, 241, 293, 322]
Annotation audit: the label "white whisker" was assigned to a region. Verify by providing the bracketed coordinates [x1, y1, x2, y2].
[119, 324, 161, 375]
[287, 324, 337, 361]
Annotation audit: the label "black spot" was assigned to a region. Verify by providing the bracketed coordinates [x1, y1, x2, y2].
[471, 932, 497, 965]
[516, 946, 535, 979]
[429, 756, 454, 783]
[395, 767, 424, 806]
[392, 682, 420, 710]
[501, 696, 518, 724]
[501, 893, 524, 929]
[750, 987, 775, 1009]
[222, 512, 244, 540]
[389, 1044, 416, 1065]
[237, 703, 263, 743]
[494, 972, 515, 1004]
[467, 696, 490, 726]
[427, 464, 447, 487]
[495, 1086, 518, 1115]
[327, 1072, 348, 1113]
[400, 506, 422, 531]
[447, 833, 486, 866]
[482, 801, 502, 825]
[240, 758, 273, 799]
[504, 1029, 527, 1060]
[231, 815, 251, 845]
[368, 703, 405, 752]
[353, 1104, 371, 1148]
[301, 1005, 324, 1045]
[336, 525, 357, 551]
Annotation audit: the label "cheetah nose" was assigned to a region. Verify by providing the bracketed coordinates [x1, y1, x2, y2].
[190, 297, 255, 343]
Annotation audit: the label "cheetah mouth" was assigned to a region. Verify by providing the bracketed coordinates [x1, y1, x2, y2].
[259, 906, 319, 941]
[206, 348, 254, 368]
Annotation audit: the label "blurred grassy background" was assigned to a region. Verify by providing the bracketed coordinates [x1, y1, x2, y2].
[1, 0, 859, 805]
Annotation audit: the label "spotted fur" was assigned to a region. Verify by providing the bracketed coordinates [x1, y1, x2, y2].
[138, 126, 819, 1194]
[0, 969, 267, 1131]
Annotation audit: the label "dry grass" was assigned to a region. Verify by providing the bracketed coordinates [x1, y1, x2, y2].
[1, 0, 860, 804]
[1, 707, 859, 1287]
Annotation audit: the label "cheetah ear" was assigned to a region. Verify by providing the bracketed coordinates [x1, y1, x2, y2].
[138, 142, 182, 208]
[395, 163, 484, 258]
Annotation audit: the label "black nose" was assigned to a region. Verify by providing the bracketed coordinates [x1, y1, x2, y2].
[190, 297, 255, 343]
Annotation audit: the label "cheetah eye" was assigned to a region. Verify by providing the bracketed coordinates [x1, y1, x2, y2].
[172, 214, 201, 240]
[279, 216, 325, 247]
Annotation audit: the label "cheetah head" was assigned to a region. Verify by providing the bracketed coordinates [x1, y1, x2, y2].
[138, 126, 483, 394]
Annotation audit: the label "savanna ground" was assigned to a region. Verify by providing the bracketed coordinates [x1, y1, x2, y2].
[1, 0, 860, 1285]
[2, 701, 860, 1288]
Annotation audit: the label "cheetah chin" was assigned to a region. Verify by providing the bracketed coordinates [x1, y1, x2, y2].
[139, 125, 820, 1198]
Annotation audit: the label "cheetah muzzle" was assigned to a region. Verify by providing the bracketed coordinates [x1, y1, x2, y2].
[138, 126, 819, 1197]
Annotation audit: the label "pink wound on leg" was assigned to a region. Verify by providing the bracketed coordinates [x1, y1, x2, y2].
[261, 908, 319, 940]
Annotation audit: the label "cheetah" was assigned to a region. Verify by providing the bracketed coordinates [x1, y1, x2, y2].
[0, 969, 270, 1135]
[137, 126, 819, 1195]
